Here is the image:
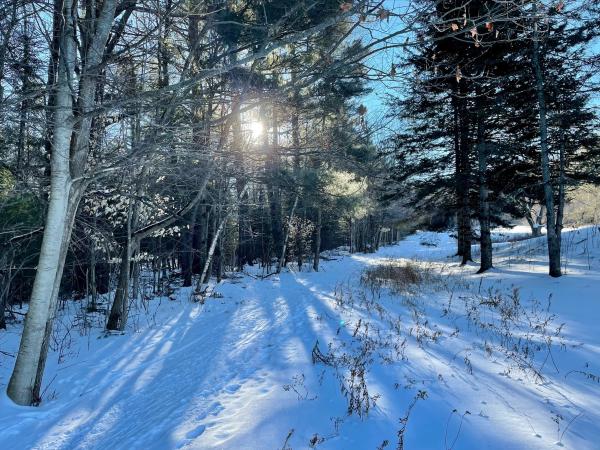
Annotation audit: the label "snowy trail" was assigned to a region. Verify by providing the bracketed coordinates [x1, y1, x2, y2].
[0, 257, 364, 449]
[1, 228, 600, 449]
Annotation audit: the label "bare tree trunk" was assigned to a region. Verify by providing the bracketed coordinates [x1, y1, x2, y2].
[106, 199, 135, 332]
[532, 8, 561, 277]
[16, 17, 32, 175]
[349, 218, 353, 253]
[25, 0, 122, 403]
[477, 150, 492, 272]
[0, 0, 18, 114]
[556, 122, 566, 249]
[525, 204, 545, 237]
[0, 263, 10, 329]
[89, 236, 98, 311]
[216, 234, 224, 283]
[183, 203, 199, 287]
[30, 188, 84, 404]
[459, 83, 472, 264]
[296, 209, 304, 271]
[7, 0, 81, 405]
[452, 81, 473, 263]
[197, 185, 248, 290]
[476, 93, 492, 273]
[313, 207, 322, 272]
[277, 194, 299, 274]
[131, 259, 140, 307]
[268, 107, 283, 264]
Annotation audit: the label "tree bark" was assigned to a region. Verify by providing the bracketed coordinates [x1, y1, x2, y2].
[459, 81, 472, 264]
[7, 0, 85, 405]
[532, 7, 561, 277]
[313, 207, 322, 272]
[197, 185, 249, 290]
[89, 234, 98, 311]
[475, 88, 492, 273]
[476, 130, 492, 273]
[268, 106, 283, 264]
[106, 198, 136, 332]
[183, 203, 199, 287]
[277, 194, 299, 274]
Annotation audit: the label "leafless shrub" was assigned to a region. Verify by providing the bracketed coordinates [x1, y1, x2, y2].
[565, 369, 600, 383]
[283, 373, 317, 401]
[397, 390, 428, 450]
[459, 288, 567, 382]
[444, 409, 471, 450]
[311, 326, 380, 418]
[280, 429, 294, 450]
[309, 433, 325, 448]
[377, 439, 390, 450]
[362, 261, 425, 295]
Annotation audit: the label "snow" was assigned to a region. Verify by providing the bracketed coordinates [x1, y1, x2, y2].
[1, 226, 599, 449]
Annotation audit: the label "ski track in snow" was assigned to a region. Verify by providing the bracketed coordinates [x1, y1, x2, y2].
[1, 227, 599, 450]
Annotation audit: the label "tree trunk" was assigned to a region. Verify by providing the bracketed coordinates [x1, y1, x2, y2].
[313, 207, 322, 272]
[459, 82, 472, 264]
[131, 259, 140, 307]
[296, 209, 304, 271]
[532, 10, 561, 277]
[0, 264, 9, 330]
[89, 237, 98, 311]
[277, 194, 299, 274]
[556, 122, 566, 249]
[477, 139, 492, 273]
[106, 201, 136, 332]
[183, 203, 199, 287]
[268, 106, 283, 264]
[476, 91, 492, 273]
[216, 234, 224, 283]
[452, 81, 473, 263]
[197, 185, 248, 290]
[7, 0, 80, 405]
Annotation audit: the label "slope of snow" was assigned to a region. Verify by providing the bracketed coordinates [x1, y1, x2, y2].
[1, 226, 599, 449]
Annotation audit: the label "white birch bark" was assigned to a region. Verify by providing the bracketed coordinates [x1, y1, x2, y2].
[277, 194, 299, 274]
[6, 0, 76, 404]
[197, 184, 249, 291]
[7, 0, 119, 405]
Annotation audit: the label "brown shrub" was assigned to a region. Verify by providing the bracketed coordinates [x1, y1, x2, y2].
[362, 261, 425, 294]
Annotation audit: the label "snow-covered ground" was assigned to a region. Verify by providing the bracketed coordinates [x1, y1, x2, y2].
[1, 226, 599, 450]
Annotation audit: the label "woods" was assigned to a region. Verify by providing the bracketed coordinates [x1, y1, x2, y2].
[1, 0, 398, 406]
[385, 0, 599, 274]
[0, 3, 599, 446]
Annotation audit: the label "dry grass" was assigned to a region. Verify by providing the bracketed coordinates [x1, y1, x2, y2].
[361, 261, 427, 294]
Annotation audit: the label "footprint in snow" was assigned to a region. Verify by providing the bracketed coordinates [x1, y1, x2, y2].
[196, 402, 224, 421]
[175, 425, 206, 449]
[185, 425, 206, 439]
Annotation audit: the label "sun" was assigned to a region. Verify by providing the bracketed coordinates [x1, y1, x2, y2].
[248, 120, 263, 139]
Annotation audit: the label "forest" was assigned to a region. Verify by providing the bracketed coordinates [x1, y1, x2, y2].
[0, 1, 599, 449]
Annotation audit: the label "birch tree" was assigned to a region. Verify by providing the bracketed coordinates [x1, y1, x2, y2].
[7, 0, 128, 405]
